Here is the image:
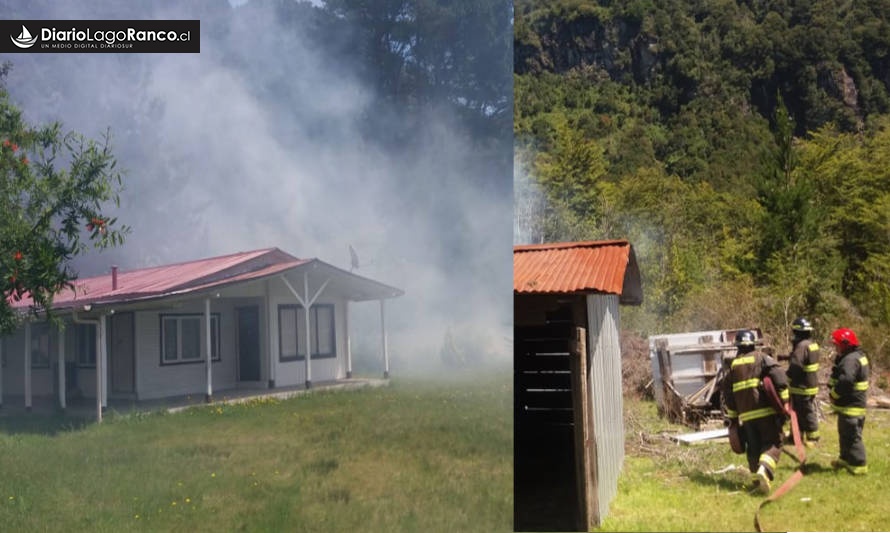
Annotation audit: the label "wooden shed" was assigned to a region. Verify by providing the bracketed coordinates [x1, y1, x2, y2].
[514, 240, 642, 532]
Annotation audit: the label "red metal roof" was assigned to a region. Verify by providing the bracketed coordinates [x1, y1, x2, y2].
[8, 248, 310, 310]
[514, 240, 641, 301]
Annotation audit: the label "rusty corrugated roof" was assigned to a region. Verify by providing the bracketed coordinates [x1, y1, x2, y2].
[514, 240, 641, 302]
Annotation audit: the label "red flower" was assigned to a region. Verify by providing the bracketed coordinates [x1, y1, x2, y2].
[13, 251, 22, 262]
[20, 155, 28, 165]
[11, 143, 18, 152]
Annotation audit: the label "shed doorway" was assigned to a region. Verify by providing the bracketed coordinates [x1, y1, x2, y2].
[514, 322, 581, 531]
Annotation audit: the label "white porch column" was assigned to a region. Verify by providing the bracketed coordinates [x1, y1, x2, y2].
[24, 320, 31, 411]
[95, 317, 103, 422]
[205, 298, 213, 402]
[0, 335, 4, 408]
[266, 279, 276, 388]
[280, 273, 330, 390]
[57, 324, 66, 410]
[304, 273, 312, 389]
[345, 301, 352, 379]
[380, 300, 389, 379]
[100, 315, 107, 409]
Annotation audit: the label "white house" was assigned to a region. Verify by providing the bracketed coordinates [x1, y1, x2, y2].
[0, 248, 403, 415]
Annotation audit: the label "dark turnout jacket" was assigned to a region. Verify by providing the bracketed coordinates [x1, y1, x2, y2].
[787, 339, 821, 396]
[724, 351, 790, 423]
[830, 349, 870, 417]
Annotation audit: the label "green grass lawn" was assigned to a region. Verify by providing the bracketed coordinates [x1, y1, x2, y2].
[598, 397, 890, 532]
[0, 374, 512, 532]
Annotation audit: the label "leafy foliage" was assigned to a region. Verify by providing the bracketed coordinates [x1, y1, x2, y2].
[0, 72, 127, 333]
[516, 0, 890, 367]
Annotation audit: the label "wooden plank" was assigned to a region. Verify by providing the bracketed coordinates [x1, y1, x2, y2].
[516, 355, 571, 372]
[670, 428, 729, 445]
[517, 371, 572, 390]
[570, 326, 597, 531]
[519, 389, 574, 409]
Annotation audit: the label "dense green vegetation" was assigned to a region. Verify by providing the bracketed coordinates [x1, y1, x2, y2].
[0, 377, 511, 532]
[515, 0, 890, 369]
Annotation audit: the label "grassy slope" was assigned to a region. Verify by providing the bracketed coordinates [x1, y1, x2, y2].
[0, 376, 512, 532]
[598, 398, 890, 532]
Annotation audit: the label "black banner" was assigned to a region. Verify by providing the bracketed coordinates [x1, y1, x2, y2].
[0, 20, 200, 53]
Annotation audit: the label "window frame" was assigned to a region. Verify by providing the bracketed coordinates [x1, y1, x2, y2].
[30, 321, 52, 369]
[74, 323, 97, 368]
[278, 303, 336, 362]
[159, 313, 221, 366]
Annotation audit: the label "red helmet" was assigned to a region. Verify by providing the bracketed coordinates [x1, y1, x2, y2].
[831, 328, 860, 348]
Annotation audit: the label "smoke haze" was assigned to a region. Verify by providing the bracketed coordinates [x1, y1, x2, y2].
[4, 1, 512, 375]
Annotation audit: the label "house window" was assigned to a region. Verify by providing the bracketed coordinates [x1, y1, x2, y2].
[30, 322, 51, 368]
[74, 323, 97, 367]
[160, 314, 220, 365]
[278, 304, 336, 361]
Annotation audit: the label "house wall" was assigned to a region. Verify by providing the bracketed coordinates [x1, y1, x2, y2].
[265, 276, 347, 387]
[134, 299, 239, 401]
[0, 326, 56, 398]
[0, 277, 353, 402]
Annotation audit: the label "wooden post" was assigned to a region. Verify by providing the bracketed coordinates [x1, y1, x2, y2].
[570, 326, 597, 530]
[24, 321, 31, 412]
[205, 298, 213, 402]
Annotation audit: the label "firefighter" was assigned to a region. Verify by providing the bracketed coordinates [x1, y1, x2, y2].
[829, 327, 869, 475]
[782, 317, 822, 445]
[723, 330, 790, 495]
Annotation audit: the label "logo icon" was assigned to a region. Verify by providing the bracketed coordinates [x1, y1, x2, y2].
[11, 25, 37, 49]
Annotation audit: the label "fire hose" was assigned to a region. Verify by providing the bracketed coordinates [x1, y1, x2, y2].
[753, 376, 807, 532]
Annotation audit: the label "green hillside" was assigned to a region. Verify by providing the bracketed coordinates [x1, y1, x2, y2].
[515, 0, 890, 372]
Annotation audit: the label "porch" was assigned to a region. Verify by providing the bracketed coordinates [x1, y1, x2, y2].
[0, 377, 389, 419]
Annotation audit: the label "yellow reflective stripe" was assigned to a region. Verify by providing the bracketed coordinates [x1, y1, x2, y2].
[739, 407, 777, 422]
[790, 386, 818, 396]
[859, 357, 868, 366]
[830, 389, 840, 400]
[828, 378, 837, 386]
[808, 343, 820, 351]
[725, 408, 738, 418]
[854, 381, 869, 391]
[779, 389, 789, 400]
[759, 454, 777, 469]
[733, 378, 760, 392]
[832, 405, 866, 416]
[732, 355, 755, 368]
[803, 363, 819, 372]
[849, 464, 868, 475]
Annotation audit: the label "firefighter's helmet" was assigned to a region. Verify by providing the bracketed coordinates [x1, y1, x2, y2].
[831, 327, 860, 348]
[792, 317, 814, 332]
[734, 330, 757, 349]
[792, 317, 814, 339]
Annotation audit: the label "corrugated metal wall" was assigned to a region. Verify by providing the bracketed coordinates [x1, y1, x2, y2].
[587, 294, 624, 522]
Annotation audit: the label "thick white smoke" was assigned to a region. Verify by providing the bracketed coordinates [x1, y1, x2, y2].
[5, 1, 512, 376]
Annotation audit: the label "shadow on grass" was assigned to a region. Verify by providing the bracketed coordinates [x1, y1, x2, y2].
[0, 413, 91, 436]
[685, 467, 751, 493]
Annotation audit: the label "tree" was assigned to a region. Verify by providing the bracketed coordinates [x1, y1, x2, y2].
[0, 70, 128, 334]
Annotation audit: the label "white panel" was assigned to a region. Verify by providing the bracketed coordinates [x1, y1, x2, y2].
[587, 294, 623, 523]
